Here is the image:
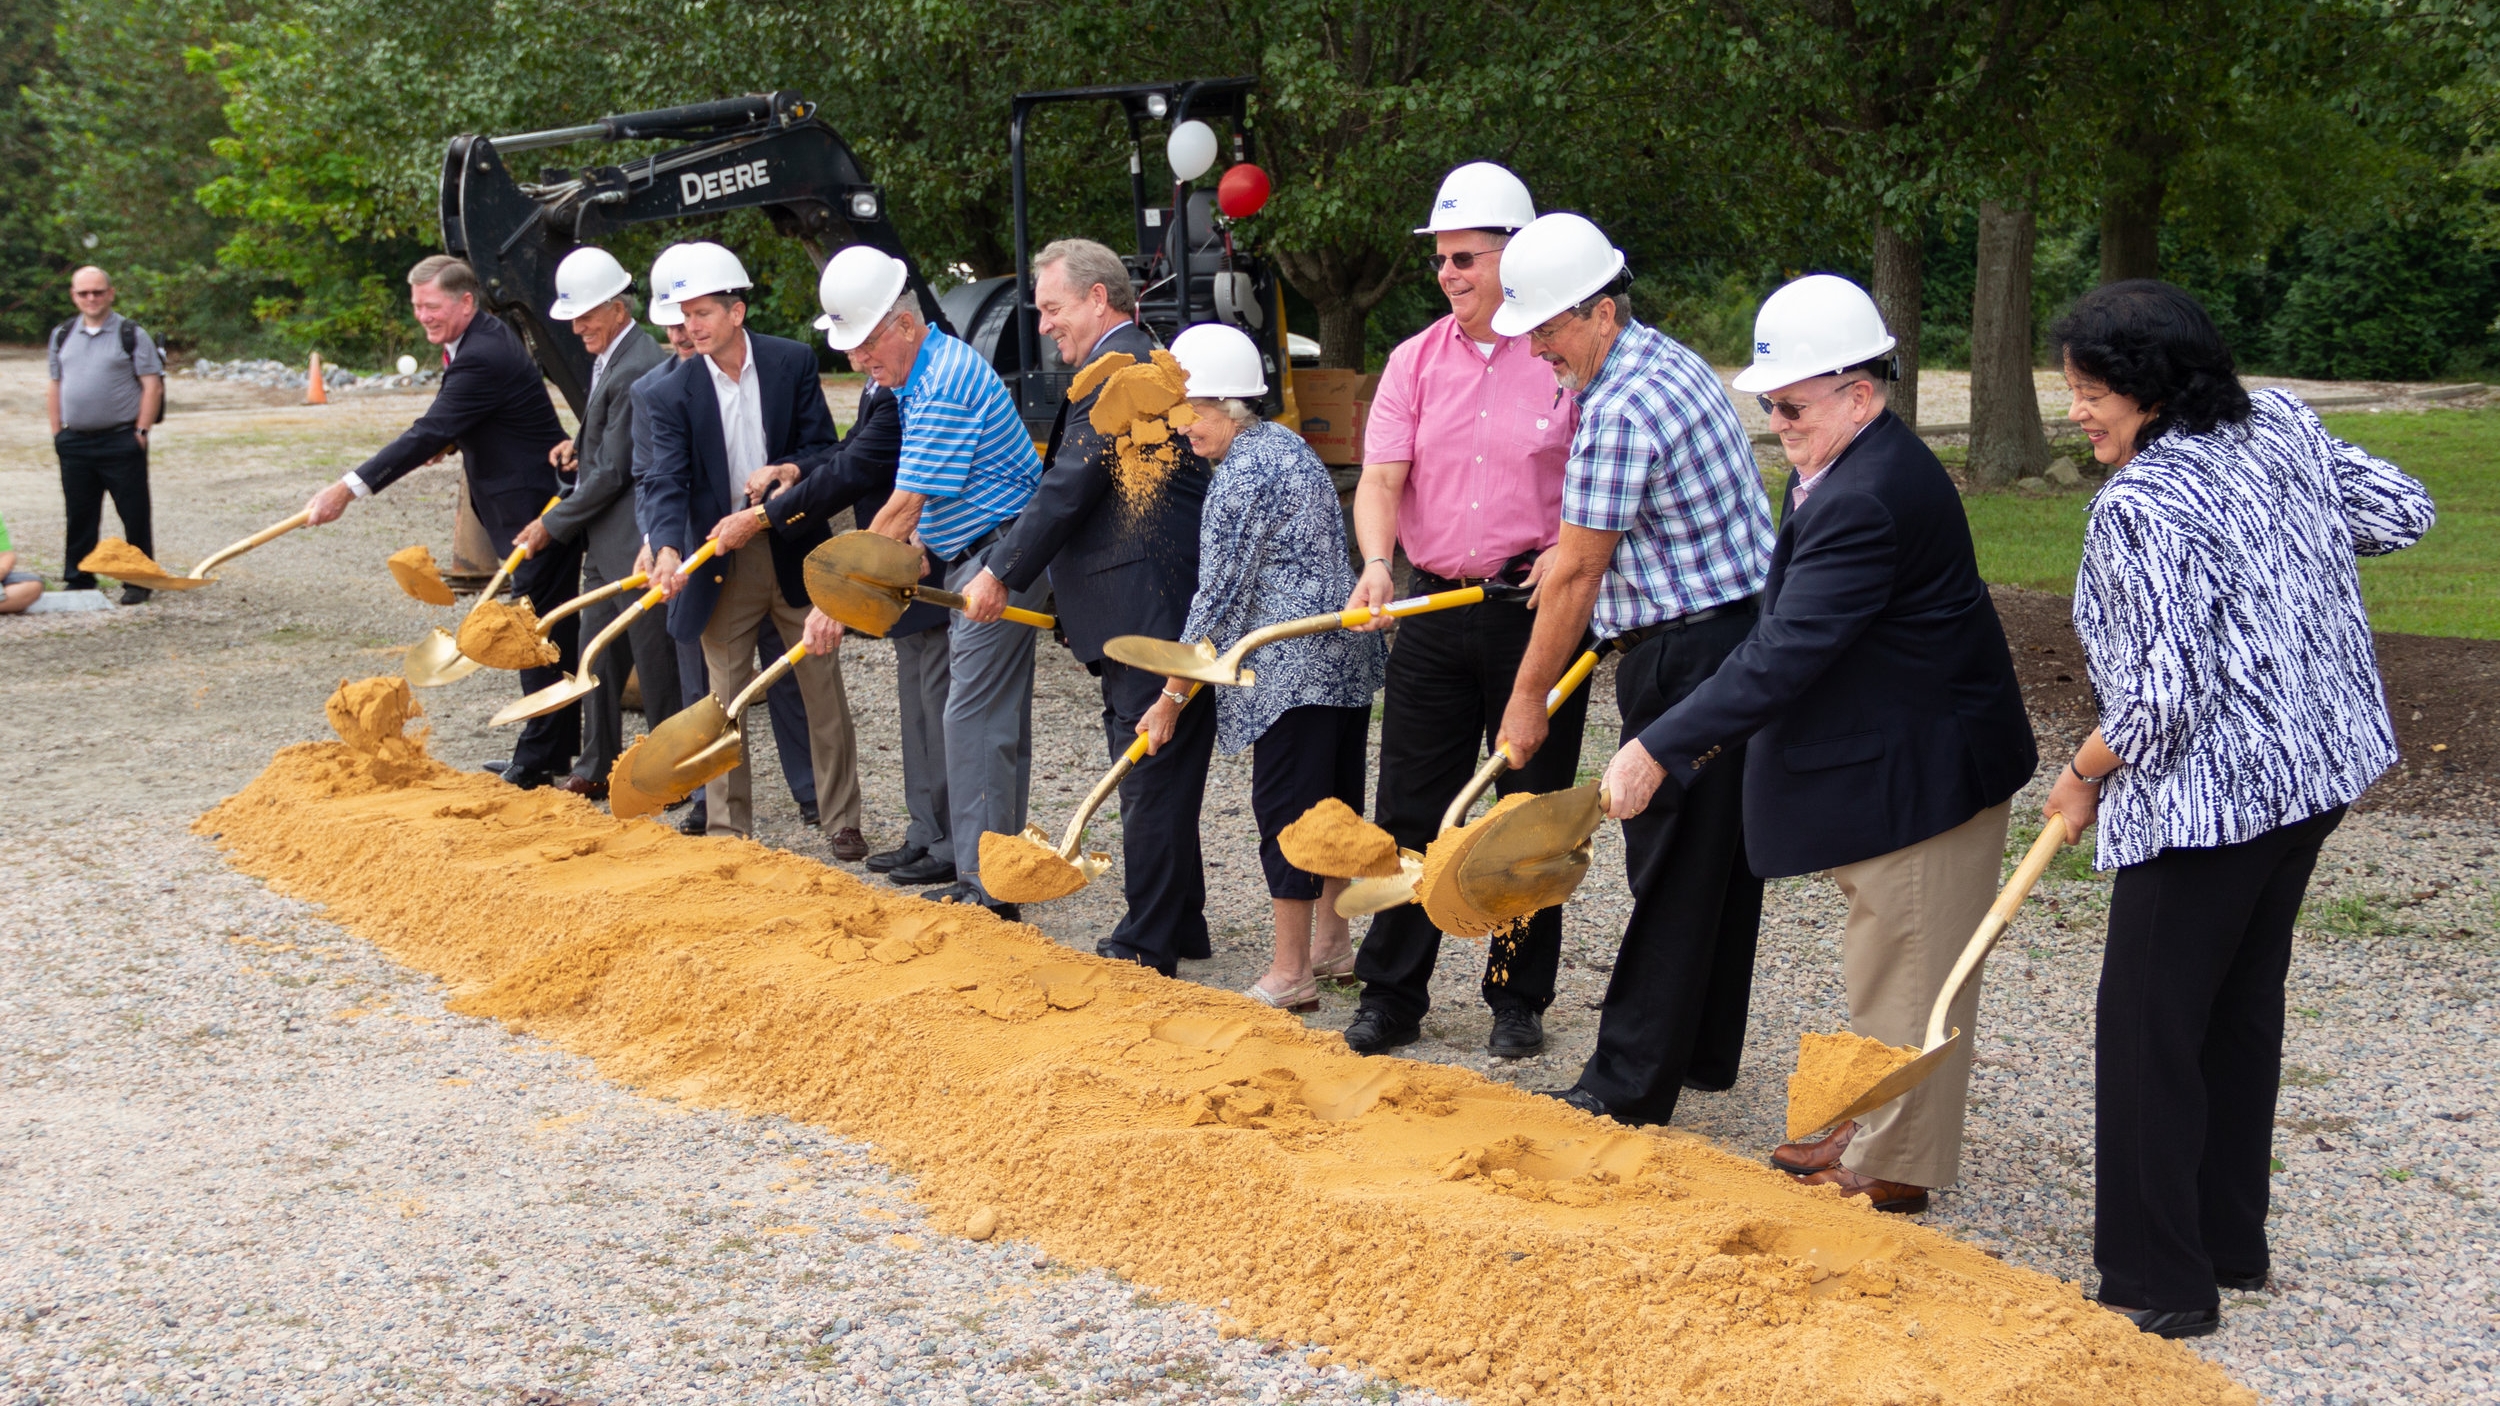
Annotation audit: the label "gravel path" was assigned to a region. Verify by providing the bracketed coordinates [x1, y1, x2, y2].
[5, 349, 2498, 1402]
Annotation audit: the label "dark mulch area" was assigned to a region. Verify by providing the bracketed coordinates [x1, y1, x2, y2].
[1991, 585, 2498, 818]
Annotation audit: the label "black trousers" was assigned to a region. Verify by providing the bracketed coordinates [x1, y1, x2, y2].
[1099, 657, 1216, 974]
[1571, 606, 1764, 1125]
[2096, 804, 2345, 1312]
[58, 428, 150, 589]
[506, 539, 585, 776]
[1355, 597, 1591, 1023]
[674, 621, 817, 820]
[1250, 703, 1371, 900]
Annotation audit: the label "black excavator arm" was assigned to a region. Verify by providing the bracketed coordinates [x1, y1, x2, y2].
[440, 91, 951, 419]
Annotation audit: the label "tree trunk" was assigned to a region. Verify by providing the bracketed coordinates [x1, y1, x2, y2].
[1871, 220, 1923, 430]
[1968, 199, 2051, 487]
[2098, 120, 2174, 285]
[1274, 245, 1401, 370]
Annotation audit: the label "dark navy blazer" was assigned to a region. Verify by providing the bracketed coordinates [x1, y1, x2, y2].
[635, 331, 841, 642]
[1638, 410, 2037, 878]
[349, 312, 565, 550]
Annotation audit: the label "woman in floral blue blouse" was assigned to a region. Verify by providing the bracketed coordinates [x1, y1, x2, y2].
[1139, 325, 1387, 1010]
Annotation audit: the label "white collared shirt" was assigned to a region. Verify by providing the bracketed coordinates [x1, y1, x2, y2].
[706, 331, 767, 505]
[589, 338, 619, 394]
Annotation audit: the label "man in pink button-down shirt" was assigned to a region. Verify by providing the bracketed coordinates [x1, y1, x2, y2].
[1337, 162, 1584, 1061]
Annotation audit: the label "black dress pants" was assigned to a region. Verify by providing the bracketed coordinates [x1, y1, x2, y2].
[1354, 598, 1591, 1023]
[1570, 606, 1763, 1125]
[58, 428, 151, 589]
[506, 538, 585, 776]
[1099, 658, 1217, 974]
[1250, 703, 1371, 900]
[2096, 804, 2345, 1312]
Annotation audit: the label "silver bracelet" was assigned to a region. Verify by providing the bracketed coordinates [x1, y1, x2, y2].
[1365, 556, 1391, 569]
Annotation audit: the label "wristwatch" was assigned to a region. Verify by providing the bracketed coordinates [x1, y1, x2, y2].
[1160, 689, 1190, 708]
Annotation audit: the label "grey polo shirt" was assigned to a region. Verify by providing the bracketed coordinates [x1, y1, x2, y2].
[49, 313, 164, 431]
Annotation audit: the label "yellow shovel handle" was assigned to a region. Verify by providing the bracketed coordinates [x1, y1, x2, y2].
[503, 494, 564, 572]
[723, 641, 810, 716]
[1122, 682, 1204, 763]
[626, 538, 722, 614]
[1337, 586, 1483, 629]
[1002, 605, 1057, 629]
[1920, 813, 2073, 1050]
[1445, 649, 1603, 834]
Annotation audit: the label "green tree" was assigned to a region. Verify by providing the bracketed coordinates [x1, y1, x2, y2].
[0, 0, 64, 340]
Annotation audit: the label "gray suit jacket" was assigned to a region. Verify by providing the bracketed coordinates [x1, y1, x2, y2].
[542, 329, 669, 575]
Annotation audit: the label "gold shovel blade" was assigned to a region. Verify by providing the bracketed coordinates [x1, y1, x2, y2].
[800, 532, 924, 637]
[607, 739, 668, 820]
[1820, 1032, 1964, 1131]
[803, 565, 907, 637]
[627, 695, 736, 802]
[490, 672, 598, 726]
[1454, 782, 1606, 924]
[403, 627, 485, 687]
[1100, 635, 1253, 687]
[1335, 850, 1424, 918]
[113, 571, 213, 591]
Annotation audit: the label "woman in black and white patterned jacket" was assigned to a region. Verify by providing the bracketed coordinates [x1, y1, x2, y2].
[2041, 281, 2435, 1342]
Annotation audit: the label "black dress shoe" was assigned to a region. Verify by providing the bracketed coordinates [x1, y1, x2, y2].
[800, 804, 820, 827]
[479, 759, 513, 775]
[1543, 1086, 1614, 1119]
[118, 585, 151, 606]
[500, 767, 556, 790]
[920, 880, 1018, 922]
[1342, 1007, 1420, 1056]
[677, 809, 708, 837]
[866, 844, 926, 875]
[2215, 1270, 2270, 1292]
[889, 853, 957, 885]
[2106, 1305, 2220, 1339]
[1487, 1006, 1546, 1058]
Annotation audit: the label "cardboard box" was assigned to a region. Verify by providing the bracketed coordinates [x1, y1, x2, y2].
[1292, 370, 1380, 465]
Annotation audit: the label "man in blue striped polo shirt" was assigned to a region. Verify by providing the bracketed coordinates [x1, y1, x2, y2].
[810, 247, 1045, 917]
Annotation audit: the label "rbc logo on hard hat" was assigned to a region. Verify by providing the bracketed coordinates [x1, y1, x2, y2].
[1756, 341, 1772, 355]
[1440, 198, 1459, 210]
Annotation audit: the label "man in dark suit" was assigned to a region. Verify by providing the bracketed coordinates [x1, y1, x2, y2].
[304, 254, 575, 786]
[639, 242, 863, 851]
[743, 383, 958, 883]
[959, 238, 1214, 973]
[518, 246, 672, 799]
[1600, 274, 2037, 1214]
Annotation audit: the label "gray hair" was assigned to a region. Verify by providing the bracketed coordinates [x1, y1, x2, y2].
[1034, 238, 1136, 315]
[1192, 396, 1257, 425]
[408, 254, 480, 300]
[1568, 284, 1631, 324]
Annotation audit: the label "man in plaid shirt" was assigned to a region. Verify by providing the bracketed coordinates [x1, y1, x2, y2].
[1487, 213, 1775, 1127]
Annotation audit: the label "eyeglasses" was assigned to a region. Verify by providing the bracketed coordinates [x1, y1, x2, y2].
[1427, 249, 1500, 273]
[1756, 379, 1865, 421]
[72, 288, 112, 297]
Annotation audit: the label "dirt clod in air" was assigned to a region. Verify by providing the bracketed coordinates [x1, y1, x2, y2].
[321, 676, 431, 783]
[457, 599, 560, 670]
[1080, 349, 1198, 519]
[1279, 797, 1400, 878]
[191, 736, 2259, 1406]
[977, 830, 1088, 903]
[1418, 792, 1535, 939]
[388, 544, 456, 605]
[1787, 1030, 1924, 1141]
[79, 538, 167, 580]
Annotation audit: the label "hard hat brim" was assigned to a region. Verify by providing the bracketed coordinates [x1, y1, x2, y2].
[1180, 377, 1267, 398]
[649, 302, 684, 328]
[548, 269, 632, 322]
[1729, 332, 1898, 394]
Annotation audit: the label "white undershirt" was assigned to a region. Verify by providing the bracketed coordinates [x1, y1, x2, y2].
[705, 331, 767, 509]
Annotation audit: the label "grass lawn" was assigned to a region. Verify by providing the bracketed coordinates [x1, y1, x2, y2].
[1958, 407, 2500, 639]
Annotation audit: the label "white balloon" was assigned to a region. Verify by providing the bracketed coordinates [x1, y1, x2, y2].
[396, 354, 418, 376]
[1165, 121, 1218, 183]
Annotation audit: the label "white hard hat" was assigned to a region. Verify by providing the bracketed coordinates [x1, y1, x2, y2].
[1170, 322, 1266, 398]
[647, 244, 691, 326]
[1487, 213, 1626, 338]
[548, 246, 631, 321]
[1730, 274, 1897, 394]
[664, 241, 751, 308]
[1415, 161, 1536, 235]
[815, 245, 910, 352]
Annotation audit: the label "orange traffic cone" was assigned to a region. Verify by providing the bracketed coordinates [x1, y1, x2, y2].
[305, 353, 328, 405]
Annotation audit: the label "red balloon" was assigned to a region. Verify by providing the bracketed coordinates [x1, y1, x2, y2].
[1217, 163, 1271, 219]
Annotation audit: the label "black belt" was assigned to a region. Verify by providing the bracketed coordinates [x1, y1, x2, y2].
[61, 421, 137, 435]
[941, 523, 1007, 567]
[1411, 551, 1539, 595]
[1612, 595, 1758, 652]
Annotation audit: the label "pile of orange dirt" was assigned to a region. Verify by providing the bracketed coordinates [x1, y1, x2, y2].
[1077, 349, 1198, 517]
[456, 599, 560, 670]
[1788, 1031, 1925, 1142]
[319, 676, 433, 784]
[78, 538, 167, 580]
[977, 829, 1088, 903]
[1417, 792, 1537, 939]
[196, 744, 2252, 1406]
[1279, 797, 1401, 878]
[387, 544, 456, 605]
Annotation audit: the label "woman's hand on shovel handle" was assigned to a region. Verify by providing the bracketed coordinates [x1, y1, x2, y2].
[802, 607, 844, 656]
[2044, 728, 2118, 843]
[1137, 683, 1186, 755]
[1602, 738, 1671, 820]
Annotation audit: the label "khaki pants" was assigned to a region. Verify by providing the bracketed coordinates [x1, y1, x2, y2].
[698, 541, 860, 838]
[1829, 800, 2011, 1189]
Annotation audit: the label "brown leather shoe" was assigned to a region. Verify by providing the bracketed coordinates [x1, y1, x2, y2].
[827, 826, 869, 862]
[1772, 1119, 1859, 1174]
[556, 775, 608, 801]
[1792, 1164, 1929, 1214]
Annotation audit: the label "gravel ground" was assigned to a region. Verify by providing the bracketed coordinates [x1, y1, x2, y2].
[5, 347, 2498, 1402]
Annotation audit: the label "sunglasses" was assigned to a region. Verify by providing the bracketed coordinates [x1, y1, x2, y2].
[1426, 249, 1500, 273]
[1756, 379, 1865, 421]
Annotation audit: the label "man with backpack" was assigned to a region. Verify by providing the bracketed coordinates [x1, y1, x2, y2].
[47, 266, 164, 605]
